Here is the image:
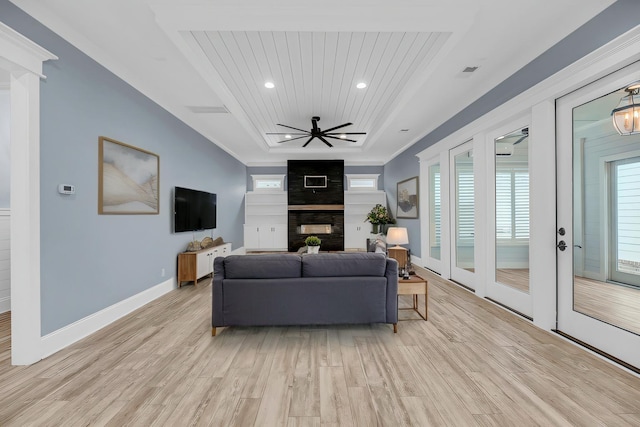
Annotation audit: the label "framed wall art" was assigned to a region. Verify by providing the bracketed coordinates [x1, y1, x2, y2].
[397, 176, 418, 219]
[98, 136, 159, 214]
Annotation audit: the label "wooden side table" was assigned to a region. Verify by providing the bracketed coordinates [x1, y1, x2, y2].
[397, 274, 428, 321]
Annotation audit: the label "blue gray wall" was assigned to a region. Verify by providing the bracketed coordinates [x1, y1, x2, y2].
[384, 0, 640, 258]
[0, 1, 246, 334]
[0, 89, 8, 208]
[247, 165, 385, 191]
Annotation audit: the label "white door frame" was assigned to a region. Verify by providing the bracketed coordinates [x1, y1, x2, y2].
[556, 60, 640, 368]
[0, 22, 57, 365]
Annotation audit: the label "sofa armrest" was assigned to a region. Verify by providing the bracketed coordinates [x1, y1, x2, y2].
[385, 258, 398, 323]
[212, 257, 225, 326]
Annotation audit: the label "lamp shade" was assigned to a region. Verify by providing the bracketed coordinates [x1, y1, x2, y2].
[612, 84, 640, 136]
[386, 227, 409, 246]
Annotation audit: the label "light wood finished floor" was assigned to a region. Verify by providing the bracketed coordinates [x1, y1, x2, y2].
[574, 276, 640, 336]
[1, 270, 639, 426]
[494, 268, 640, 335]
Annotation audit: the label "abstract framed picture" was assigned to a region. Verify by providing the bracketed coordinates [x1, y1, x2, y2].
[98, 136, 159, 214]
[397, 176, 418, 219]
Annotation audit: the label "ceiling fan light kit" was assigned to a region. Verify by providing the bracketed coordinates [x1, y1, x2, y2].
[266, 116, 366, 147]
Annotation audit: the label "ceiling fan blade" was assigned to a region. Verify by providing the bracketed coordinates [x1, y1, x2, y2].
[325, 132, 366, 135]
[324, 135, 358, 143]
[275, 135, 311, 143]
[321, 122, 353, 133]
[266, 132, 308, 135]
[276, 124, 310, 133]
[318, 136, 333, 147]
[512, 135, 528, 145]
[302, 136, 316, 147]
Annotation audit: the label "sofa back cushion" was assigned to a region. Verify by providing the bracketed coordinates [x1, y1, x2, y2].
[302, 252, 386, 277]
[224, 254, 301, 279]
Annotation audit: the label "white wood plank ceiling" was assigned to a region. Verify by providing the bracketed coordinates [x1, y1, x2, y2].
[185, 30, 450, 149]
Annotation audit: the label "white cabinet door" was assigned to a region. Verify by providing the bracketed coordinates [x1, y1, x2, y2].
[196, 250, 211, 278]
[258, 226, 273, 248]
[344, 223, 372, 250]
[272, 224, 288, 249]
[244, 225, 260, 249]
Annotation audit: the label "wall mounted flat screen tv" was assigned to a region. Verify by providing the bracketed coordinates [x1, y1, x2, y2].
[174, 186, 217, 232]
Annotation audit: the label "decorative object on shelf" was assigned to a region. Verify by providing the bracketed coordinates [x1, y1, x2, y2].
[186, 240, 202, 252]
[201, 236, 224, 249]
[397, 176, 419, 219]
[98, 136, 159, 214]
[365, 203, 394, 234]
[386, 226, 410, 278]
[611, 81, 640, 135]
[304, 235, 322, 254]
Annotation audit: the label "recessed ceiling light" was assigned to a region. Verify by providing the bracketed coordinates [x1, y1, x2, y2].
[264, 81, 275, 89]
[285, 134, 292, 139]
[339, 134, 347, 139]
[496, 135, 505, 140]
[356, 82, 367, 89]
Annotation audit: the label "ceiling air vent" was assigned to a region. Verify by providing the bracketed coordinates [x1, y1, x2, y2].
[187, 106, 229, 114]
[462, 66, 478, 73]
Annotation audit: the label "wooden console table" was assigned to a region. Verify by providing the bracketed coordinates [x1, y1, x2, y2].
[177, 243, 231, 287]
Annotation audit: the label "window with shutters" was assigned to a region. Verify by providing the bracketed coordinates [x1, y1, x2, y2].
[496, 166, 530, 241]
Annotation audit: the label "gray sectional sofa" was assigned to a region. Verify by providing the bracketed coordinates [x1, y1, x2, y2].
[212, 252, 398, 335]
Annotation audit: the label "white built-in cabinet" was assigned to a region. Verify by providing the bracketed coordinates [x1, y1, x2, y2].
[244, 191, 288, 251]
[344, 191, 386, 250]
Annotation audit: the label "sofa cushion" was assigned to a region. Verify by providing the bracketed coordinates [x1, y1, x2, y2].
[302, 252, 386, 277]
[224, 254, 302, 279]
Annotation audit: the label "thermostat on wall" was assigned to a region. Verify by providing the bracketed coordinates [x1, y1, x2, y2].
[58, 184, 75, 195]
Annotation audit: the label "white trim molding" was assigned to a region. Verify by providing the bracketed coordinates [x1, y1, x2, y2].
[42, 278, 176, 358]
[1, 22, 57, 365]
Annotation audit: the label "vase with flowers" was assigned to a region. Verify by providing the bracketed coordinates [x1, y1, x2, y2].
[365, 204, 394, 234]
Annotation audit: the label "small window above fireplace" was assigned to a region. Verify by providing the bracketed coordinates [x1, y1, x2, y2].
[252, 175, 285, 192]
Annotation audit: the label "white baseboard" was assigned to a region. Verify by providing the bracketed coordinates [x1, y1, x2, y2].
[0, 296, 9, 314]
[410, 255, 423, 268]
[41, 277, 176, 359]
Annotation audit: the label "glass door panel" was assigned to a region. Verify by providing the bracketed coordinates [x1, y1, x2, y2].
[429, 163, 441, 260]
[455, 150, 474, 272]
[495, 128, 530, 293]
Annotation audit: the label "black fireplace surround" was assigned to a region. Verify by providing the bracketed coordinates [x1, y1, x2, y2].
[287, 160, 344, 252]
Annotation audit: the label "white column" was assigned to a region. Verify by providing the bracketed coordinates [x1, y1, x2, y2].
[10, 71, 42, 365]
[530, 100, 557, 330]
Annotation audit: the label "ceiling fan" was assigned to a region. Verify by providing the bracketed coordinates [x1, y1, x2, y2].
[266, 116, 366, 147]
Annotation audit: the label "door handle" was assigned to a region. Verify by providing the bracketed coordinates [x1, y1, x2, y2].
[557, 240, 567, 251]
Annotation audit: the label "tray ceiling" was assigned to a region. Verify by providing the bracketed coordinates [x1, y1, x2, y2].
[7, 0, 617, 165]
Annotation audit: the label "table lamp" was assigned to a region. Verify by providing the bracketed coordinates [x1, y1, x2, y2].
[386, 227, 410, 278]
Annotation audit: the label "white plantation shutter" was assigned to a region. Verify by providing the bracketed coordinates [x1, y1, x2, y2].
[456, 167, 474, 243]
[431, 170, 441, 246]
[495, 166, 529, 241]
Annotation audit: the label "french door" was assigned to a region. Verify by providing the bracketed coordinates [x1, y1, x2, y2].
[557, 62, 640, 368]
[449, 141, 476, 289]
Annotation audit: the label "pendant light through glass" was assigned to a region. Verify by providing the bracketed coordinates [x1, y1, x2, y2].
[611, 82, 640, 136]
